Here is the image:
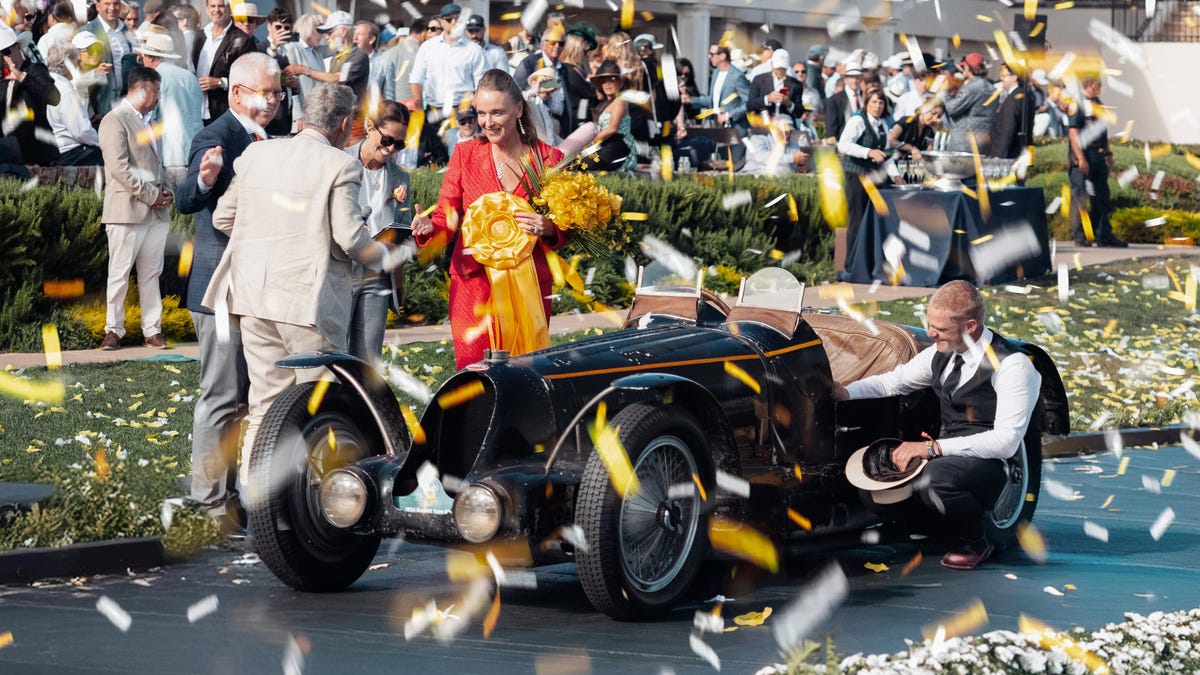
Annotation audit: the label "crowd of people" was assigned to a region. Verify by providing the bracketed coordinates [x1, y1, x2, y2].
[0, 1, 1123, 539]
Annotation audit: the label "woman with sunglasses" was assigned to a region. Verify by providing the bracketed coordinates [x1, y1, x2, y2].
[411, 68, 565, 369]
[345, 99, 412, 366]
[589, 60, 636, 172]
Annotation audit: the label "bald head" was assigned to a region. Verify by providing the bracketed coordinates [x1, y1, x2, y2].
[929, 280, 984, 327]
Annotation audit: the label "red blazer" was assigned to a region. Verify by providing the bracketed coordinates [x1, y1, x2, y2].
[417, 137, 567, 278]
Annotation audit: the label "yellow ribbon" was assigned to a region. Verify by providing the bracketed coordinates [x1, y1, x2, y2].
[461, 192, 549, 356]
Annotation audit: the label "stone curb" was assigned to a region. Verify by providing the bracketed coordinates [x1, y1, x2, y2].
[1043, 426, 1199, 458]
[0, 538, 165, 584]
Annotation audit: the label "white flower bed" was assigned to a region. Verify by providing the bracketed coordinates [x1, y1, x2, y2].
[759, 607, 1200, 674]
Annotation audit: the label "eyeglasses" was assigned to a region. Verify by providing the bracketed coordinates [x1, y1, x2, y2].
[708, 51, 720, 56]
[427, 26, 443, 33]
[234, 83, 284, 102]
[457, 116, 476, 125]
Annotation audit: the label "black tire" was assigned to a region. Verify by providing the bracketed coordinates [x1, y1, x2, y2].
[985, 430, 1042, 549]
[576, 404, 713, 620]
[249, 381, 383, 591]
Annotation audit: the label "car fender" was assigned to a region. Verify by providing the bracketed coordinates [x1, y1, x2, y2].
[275, 351, 412, 461]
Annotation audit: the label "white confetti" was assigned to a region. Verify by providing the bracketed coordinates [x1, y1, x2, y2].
[668, 482, 695, 499]
[187, 595, 220, 623]
[160, 500, 174, 530]
[485, 551, 537, 589]
[1043, 586, 1064, 597]
[1083, 520, 1109, 542]
[772, 562, 848, 649]
[520, 0, 548, 35]
[689, 632, 721, 670]
[1087, 19, 1147, 69]
[721, 190, 752, 210]
[898, 219, 931, 251]
[970, 222, 1041, 282]
[1141, 475, 1162, 494]
[639, 235, 698, 281]
[283, 633, 305, 675]
[96, 596, 132, 632]
[715, 470, 750, 498]
[1180, 432, 1200, 461]
[1105, 429, 1123, 459]
[1057, 265, 1069, 304]
[560, 524, 589, 553]
[1150, 507, 1175, 541]
[1117, 165, 1139, 187]
[693, 610, 725, 634]
[1043, 479, 1080, 501]
[1145, 216, 1167, 227]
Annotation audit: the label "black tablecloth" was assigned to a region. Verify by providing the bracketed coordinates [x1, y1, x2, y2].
[843, 186, 1052, 287]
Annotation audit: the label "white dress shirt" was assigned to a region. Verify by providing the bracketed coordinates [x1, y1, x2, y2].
[845, 329, 1042, 460]
[48, 72, 101, 152]
[197, 22, 231, 119]
[99, 16, 131, 88]
[837, 114, 890, 159]
[409, 35, 486, 110]
[710, 68, 729, 113]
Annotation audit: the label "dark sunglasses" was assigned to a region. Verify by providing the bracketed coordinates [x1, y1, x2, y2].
[427, 26, 443, 33]
[376, 130, 404, 148]
[23, 13, 35, 20]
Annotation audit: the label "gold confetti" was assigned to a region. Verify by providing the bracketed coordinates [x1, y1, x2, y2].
[1025, 0, 1039, 21]
[952, 34, 962, 47]
[1162, 469, 1177, 487]
[43, 279, 85, 298]
[786, 508, 812, 531]
[500, 11, 521, 20]
[178, 240, 194, 277]
[708, 519, 778, 572]
[482, 591, 501, 639]
[975, 14, 993, 22]
[1116, 456, 1130, 475]
[1185, 152, 1200, 171]
[437, 380, 486, 408]
[862, 175, 888, 216]
[659, 145, 674, 181]
[400, 406, 427, 444]
[733, 607, 772, 626]
[1020, 614, 1107, 671]
[901, 552, 923, 576]
[308, 378, 331, 415]
[792, 464, 802, 481]
[816, 150, 848, 229]
[327, 427, 337, 451]
[1099, 494, 1114, 509]
[42, 325, 62, 370]
[1053, 1, 1075, 9]
[0, 632, 11, 649]
[723, 361, 761, 394]
[620, 212, 648, 221]
[924, 598, 988, 639]
[639, 10, 654, 21]
[591, 401, 639, 495]
[691, 472, 708, 502]
[620, 0, 633, 29]
[864, 562, 889, 573]
[1029, 21, 1045, 37]
[1017, 522, 1048, 564]
[406, 107, 424, 155]
[786, 193, 799, 222]
[95, 448, 110, 479]
[1080, 209, 1094, 242]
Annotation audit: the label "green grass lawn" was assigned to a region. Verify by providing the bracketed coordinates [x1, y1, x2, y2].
[0, 259, 1196, 551]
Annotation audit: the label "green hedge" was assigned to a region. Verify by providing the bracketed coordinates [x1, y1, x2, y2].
[1111, 206, 1200, 243]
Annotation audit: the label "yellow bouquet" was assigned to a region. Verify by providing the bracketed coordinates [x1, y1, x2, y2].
[516, 151, 629, 260]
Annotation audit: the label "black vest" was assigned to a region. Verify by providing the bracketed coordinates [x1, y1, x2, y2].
[930, 333, 1020, 439]
[841, 113, 887, 176]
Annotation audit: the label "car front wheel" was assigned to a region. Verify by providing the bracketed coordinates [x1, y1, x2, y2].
[986, 432, 1043, 548]
[248, 381, 384, 591]
[576, 403, 712, 620]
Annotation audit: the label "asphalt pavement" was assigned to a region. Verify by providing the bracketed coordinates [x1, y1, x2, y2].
[0, 444, 1195, 674]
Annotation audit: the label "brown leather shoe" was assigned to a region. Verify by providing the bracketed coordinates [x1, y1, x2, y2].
[144, 333, 167, 349]
[941, 538, 994, 570]
[100, 332, 121, 351]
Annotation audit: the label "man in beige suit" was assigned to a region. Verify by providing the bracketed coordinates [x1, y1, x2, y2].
[98, 65, 173, 350]
[203, 82, 406, 486]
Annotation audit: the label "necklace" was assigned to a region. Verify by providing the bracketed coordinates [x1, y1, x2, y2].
[493, 144, 524, 188]
[360, 144, 384, 191]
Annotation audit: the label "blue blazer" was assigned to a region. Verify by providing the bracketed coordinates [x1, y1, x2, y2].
[175, 110, 253, 313]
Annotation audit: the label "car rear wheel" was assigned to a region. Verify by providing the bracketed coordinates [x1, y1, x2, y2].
[986, 431, 1042, 548]
[576, 404, 712, 620]
[249, 381, 383, 591]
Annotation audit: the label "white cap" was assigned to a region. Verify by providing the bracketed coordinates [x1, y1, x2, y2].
[316, 10, 353, 33]
[71, 30, 101, 50]
[770, 49, 791, 70]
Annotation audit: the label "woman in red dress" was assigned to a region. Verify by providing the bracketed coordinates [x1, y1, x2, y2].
[412, 69, 566, 369]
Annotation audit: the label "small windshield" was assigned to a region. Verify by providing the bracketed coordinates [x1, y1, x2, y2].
[737, 268, 805, 311]
[635, 261, 703, 297]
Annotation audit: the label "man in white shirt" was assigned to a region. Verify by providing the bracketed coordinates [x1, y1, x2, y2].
[44, 43, 104, 165]
[409, 3, 485, 118]
[834, 281, 1042, 570]
[192, 0, 256, 122]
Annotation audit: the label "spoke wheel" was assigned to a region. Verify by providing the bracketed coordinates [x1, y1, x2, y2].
[249, 381, 384, 591]
[577, 404, 712, 620]
[986, 432, 1042, 549]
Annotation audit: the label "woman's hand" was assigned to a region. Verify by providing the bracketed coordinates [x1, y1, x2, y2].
[411, 203, 434, 237]
[910, 148, 922, 162]
[514, 210, 555, 238]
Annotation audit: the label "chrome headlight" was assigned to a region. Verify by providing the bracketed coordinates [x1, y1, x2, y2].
[319, 469, 368, 528]
[453, 484, 501, 543]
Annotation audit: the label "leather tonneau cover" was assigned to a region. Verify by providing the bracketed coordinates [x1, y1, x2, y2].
[803, 313, 922, 383]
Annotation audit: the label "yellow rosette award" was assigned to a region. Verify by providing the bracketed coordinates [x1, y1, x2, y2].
[461, 192, 550, 357]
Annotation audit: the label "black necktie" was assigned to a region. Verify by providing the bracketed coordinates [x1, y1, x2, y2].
[945, 355, 965, 396]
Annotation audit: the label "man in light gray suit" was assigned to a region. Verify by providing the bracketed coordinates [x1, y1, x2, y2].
[202, 83, 400, 490]
[682, 43, 750, 133]
[97, 65, 172, 350]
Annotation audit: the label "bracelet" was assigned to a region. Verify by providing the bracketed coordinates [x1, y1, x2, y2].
[925, 439, 934, 459]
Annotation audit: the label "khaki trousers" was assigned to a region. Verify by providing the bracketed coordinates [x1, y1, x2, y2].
[237, 316, 332, 491]
[104, 216, 169, 337]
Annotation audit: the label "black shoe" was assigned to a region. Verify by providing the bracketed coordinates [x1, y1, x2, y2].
[1073, 238, 1093, 247]
[1097, 237, 1128, 248]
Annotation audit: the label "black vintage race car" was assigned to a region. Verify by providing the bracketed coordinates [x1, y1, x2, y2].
[247, 268, 1069, 619]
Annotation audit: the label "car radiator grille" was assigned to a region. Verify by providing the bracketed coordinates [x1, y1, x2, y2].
[435, 381, 496, 478]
